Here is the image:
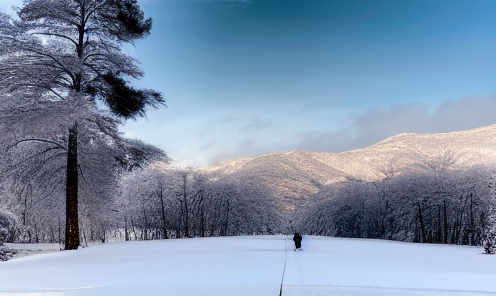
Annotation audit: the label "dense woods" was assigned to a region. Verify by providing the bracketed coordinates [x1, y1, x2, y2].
[295, 157, 496, 246]
[116, 165, 283, 241]
[0, 162, 284, 244]
[1, 145, 495, 248]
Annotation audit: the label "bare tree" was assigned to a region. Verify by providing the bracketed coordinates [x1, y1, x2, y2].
[120, 166, 283, 239]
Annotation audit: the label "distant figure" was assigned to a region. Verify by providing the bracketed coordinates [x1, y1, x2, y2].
[293, 233, 302, 250]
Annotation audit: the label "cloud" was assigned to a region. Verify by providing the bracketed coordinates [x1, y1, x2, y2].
[239, 118, 274, 133]
[207, 138, 258, 165]
[200, 95, 496, 166]
[294, 95, 496, 153]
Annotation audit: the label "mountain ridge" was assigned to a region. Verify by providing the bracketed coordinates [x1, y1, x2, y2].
[203, 124, 496, 209]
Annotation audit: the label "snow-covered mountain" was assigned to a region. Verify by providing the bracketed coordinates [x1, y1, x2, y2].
[205, 124, 496, 209]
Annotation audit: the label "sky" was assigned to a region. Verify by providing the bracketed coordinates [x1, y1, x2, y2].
[2, 0, 496, 167]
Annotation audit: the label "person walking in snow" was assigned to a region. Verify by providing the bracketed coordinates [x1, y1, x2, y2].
[293, 233, 302, 250]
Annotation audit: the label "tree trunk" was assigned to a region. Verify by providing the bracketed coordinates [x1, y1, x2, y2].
[101, 224, 106, 243]
[34, 220, 39, 244]
[182, 174, 189, 238]
[210, 221, 215, 237]
[58, 215, 61, 244]
[159, 188, 168, 239]
[142, 203, 148, 241]
[65, 122, 79, 250]
[22, 196, 27, 226]
[443, 200, 448, 244]
[50, 225, 55, 243]
[469, 193, 474, 246]
[223, 200, 230, 236]
[200, 208, 205, 238]
[124, 216, 129, 241]
[417, 202, 426, 243]
[436, 205, 441, 243]
[131, 218, 137, 241]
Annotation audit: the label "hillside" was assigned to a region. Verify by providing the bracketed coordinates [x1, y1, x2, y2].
[205, 124, 496, 209]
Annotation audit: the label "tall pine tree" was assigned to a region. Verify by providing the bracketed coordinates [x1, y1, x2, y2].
[0, 0, 164, 249]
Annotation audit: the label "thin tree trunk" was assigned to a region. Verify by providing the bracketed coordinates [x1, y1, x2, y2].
[443, 200, 448, 244]
[437, 205, 442, 243]
[417, 202, 426, 243]
[414, 218, 419, 243]
[124, 216, 129, 241]
[469, 194, 474, 246]
[200, 208, 205, 238]
[142, 203, 148, 241]
[22, 196, 27, 226]
[65, 122, 79, 250]
[183, 174, 189, 238]
[131, 218, 137, 240]
[159, 187, 168, 239]
[50, 225, 55, 243]
[101, 224, 106, 243]
[210, 221, 215, 237]
[223, 200, 230, 236]
[58, 215, 61, 244]
[34, 220, 39, 244]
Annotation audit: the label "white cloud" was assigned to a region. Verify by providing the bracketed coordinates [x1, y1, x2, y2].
[294, 95, 496, 153]
[122, 94, 496, 167]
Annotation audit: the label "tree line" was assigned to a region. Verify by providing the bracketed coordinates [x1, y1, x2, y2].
[2, 146, 495, 248]
[114, 165, 283, 242]
[0, 162, 284, 244]
[295, 154, 496, 246]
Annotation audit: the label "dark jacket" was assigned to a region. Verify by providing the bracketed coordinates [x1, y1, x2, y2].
[293, 233, 302, 248]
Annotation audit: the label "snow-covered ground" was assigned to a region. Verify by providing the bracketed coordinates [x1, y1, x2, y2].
[0, 236, 495, 296]
[283, 237, 496, 296]
[1, 243, 61, 260]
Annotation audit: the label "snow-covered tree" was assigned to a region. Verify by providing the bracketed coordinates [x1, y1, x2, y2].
[0, 1, 164, 249]
[119, 166, 283, 239]
[296, 158, 496, 246]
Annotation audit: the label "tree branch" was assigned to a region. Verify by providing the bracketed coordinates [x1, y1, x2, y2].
[47, 88, 66, 100]
[23, 48, 76, 84]
[8, 139, 68, 151]
[32, 32, 78, 48]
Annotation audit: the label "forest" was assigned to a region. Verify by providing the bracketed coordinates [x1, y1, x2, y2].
[295, 157, 496, 246]
[1, 146, 495, 248]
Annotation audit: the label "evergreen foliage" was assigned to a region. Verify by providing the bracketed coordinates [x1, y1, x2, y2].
[0, 0, 165, 249]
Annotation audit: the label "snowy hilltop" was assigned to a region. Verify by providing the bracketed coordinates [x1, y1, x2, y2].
[204, 124, 496, 210]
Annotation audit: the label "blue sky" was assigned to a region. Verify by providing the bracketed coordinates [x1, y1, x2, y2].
[2, 0, 496, 166]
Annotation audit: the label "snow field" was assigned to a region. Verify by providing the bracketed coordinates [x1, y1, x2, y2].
[0, 236, 286, 296]
[0, 236, 495, 296]
[282, 236, 496, 296]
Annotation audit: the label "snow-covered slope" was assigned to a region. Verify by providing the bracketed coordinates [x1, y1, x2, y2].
[0, 236, 495, 296]
[205, 124, 496, 209]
